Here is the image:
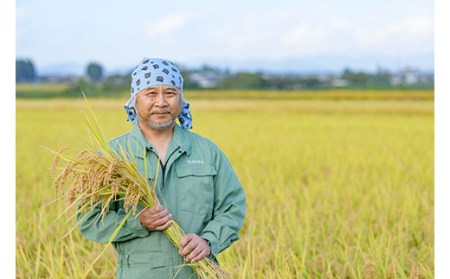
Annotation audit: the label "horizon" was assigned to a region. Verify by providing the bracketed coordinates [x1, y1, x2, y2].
[16, 55, 435, 78]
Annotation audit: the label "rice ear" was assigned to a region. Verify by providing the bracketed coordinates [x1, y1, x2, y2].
[49, 146, 68, 175]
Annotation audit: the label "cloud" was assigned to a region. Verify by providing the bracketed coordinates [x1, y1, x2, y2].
[144, 11, 204, 36]
[188, 9, 434, 61]
[354, 15, 433, 54]
[146, 15, 187, 35]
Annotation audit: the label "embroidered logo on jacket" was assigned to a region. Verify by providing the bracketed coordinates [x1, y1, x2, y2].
[187, 160, 204, 164]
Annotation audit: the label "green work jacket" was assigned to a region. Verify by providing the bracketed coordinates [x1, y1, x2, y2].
[77, 123, 246, 279]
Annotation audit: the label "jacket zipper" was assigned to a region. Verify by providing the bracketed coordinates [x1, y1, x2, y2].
[159, 160, 166, 188]
[146, 146, 181, 189]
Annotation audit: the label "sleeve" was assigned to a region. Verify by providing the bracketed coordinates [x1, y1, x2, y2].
[76, 139, 150, 243]
[200, 143, 246, 258]
[77, 200, 150, 244]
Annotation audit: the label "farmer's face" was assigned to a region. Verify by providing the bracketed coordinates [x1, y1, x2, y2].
[135, 85, 182, 132]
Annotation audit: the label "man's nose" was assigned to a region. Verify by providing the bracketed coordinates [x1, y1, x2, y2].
[154, 92, 167, 106]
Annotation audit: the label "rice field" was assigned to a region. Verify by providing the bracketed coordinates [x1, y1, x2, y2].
[16, 90, 434, 278]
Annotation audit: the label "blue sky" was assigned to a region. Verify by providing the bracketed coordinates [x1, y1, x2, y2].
[16, 0, 434, 74]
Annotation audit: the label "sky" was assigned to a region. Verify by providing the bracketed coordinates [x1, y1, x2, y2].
[16, 0, 434, 75]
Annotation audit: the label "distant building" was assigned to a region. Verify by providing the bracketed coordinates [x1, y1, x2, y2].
[189, 72, 221, 88]
[390, 67, 430, 85]
[331, 78, 349, 87]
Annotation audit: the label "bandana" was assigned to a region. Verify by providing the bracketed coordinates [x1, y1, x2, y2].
[124, 57, 193, 130]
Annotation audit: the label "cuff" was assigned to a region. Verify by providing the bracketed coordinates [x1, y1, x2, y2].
[200, 232, 219, 260]
[125, 215, 150, 238]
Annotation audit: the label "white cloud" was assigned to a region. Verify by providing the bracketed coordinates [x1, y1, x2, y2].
[354, 15, 433, 54]
[146, 15, 188, 35]
[192, 10, 434, 60]
[143, 10, 207, 37]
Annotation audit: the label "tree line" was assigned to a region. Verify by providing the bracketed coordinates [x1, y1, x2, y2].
[16, 58, 433, 92]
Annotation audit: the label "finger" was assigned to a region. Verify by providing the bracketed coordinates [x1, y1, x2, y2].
[179, 234, 194, 247]
[140, 210, 171, 227]
[186, 243, 205, 262]
[179, 236, 198, 256]
[189, 249, 209, 263]
[149, 205, 166, 214]
[149, 205, 165, 214]
[151, 213, 172, 226]
[150, 208, 170, 219]
[155, 219, 172, 231]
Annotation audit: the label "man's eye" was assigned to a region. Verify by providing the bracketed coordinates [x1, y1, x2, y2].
[146, 92, 156, 96]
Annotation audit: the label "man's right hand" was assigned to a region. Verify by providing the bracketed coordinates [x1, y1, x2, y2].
[139, 205, 173, 231]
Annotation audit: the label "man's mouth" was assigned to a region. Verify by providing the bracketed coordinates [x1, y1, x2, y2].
[151, 111, 170, 115]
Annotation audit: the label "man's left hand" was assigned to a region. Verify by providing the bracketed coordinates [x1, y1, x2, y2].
[178, 234, 211, 262]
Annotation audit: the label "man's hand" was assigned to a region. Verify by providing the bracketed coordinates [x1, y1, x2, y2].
[179, 234, 211, 262]
[139, 205, 173, 231]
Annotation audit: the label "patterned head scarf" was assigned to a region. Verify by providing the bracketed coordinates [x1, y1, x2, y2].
[124, 57, 193, 130]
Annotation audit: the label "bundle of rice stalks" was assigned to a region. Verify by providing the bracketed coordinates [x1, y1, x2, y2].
[49, 95, 229, 279]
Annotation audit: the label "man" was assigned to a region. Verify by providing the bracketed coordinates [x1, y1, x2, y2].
[77, 57, 246, 278]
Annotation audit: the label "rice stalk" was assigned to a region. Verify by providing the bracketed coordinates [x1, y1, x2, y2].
[49, 93, 229, 279]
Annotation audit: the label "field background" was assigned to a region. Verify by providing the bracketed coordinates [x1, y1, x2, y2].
[16, 88, 434, 278]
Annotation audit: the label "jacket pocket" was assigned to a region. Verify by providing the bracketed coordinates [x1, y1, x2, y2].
[175, 164, 216, 216]
[118, 252, 171, 279]
[127, 252, 167, 267]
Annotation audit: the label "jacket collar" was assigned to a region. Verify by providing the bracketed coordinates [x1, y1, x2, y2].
[128, 122, 192, 159]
